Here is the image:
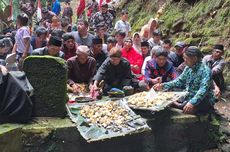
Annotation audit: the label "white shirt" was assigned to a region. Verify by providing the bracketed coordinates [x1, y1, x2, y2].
[114, 20, 131, 36]
[15, 26, 32, 53]
[141, 56, 151, 75]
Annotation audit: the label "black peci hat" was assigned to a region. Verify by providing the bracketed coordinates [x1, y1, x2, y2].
[213, 44, 224, 52]
[48, 36, 62, 47]
[92, 38, 103, 44]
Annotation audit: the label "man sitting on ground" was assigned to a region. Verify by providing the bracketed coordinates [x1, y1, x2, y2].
[168, 41, 186, 67]
[154, 46, 216, 114]
[71, 19, 95, 48]
[148, 29, 163, 49]
[144, 47, 177, 88]
[115, 30, 126, 49]
[92, 47, 135, 94]
[32, 36, 64, 59]
[61, 33, 77, 60]
[203, 44, 226, 92]
[90, 38, 107, 70]
[31, 27, 48, 50]
[67, 45, 96, 94]
[107, 37, 117, 52]
[141, 41, 150, 59]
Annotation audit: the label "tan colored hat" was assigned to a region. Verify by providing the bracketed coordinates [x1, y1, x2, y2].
[76, 45, 90, 55]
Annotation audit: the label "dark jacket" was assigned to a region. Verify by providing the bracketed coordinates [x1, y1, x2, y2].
[32, 47, 65, 59]
[93, 58, 132, 86]
[90, 50, 107, 70]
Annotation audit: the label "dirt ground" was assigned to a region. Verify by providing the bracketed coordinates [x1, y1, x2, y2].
[215, 91, 230, 120]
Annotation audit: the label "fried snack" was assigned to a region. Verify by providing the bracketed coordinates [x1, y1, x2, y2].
[80, 101, 132, 131]
[127, 92, 176, 108]
[76, 83, 89, 93]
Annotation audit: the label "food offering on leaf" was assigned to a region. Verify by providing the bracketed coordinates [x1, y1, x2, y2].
[80, 101, 132, 132]
[127, 91, 178, 108]
[75, 97, 94, 103]
[66, 99, 151, 142]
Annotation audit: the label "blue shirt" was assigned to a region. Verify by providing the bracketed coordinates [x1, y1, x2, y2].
[52, 0, 61, 15]
[163, 62, 215, 106]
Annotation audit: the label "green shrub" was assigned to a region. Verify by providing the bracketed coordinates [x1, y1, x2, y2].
[23, 56, 68, 117]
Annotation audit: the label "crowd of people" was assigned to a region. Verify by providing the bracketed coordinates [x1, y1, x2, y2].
[0, 0, 227, 122]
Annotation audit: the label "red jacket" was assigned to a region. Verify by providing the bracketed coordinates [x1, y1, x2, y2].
[121, 47, 143, 75]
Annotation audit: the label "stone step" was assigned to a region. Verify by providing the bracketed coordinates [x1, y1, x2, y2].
[0, 109, 218, 152]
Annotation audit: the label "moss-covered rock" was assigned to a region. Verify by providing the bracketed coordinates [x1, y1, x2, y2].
[123, 0, 230, 58]
[23, 56, 68, 117]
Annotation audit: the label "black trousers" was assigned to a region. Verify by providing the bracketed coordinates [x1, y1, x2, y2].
[171, 99, 213, 115]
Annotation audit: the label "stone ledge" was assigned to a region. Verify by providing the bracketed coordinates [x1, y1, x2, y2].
[0, 109, 215, 152]
[0, 123, 23, 135]
[22, 117, 75, 130]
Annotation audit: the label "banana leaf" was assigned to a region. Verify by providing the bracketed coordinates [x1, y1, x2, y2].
[66, 100, 151, 142]
[124, 91, 189, 112]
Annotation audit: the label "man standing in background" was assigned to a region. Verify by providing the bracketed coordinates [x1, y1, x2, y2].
[52, 0, 61, 16]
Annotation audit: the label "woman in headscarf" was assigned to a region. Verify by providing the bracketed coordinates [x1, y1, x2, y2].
[140, 18, 158, 41]
[50, 16, 62, 31]
[132, 32, 141, 54]
[121, 37, 143, 80]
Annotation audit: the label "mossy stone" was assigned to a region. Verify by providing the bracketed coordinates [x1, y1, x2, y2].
[23, 56, 68, 117]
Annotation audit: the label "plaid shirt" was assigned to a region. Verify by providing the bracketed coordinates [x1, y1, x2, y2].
[144, 59, 177, 85]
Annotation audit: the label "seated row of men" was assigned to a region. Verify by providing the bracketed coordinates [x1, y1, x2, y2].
[27, 33, 226, 93]
[0, 36, 226, 116]
[1, 15, 226, 116]
[22, 31, 226, 115]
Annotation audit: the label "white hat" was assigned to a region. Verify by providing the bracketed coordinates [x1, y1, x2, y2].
[76, 45, 89, 55]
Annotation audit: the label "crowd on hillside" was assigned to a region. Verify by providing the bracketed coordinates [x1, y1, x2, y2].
[0, 0, 227, 122]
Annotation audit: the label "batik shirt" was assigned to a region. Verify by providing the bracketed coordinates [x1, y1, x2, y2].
[163, 62, 216, 106]
[144, 59, 177, 85]
[92, 11, 114, 33]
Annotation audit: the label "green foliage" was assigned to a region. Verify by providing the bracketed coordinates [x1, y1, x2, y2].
[125, 0, 158, 34]
[184, 37, 201, 45]
[131, 12, 152, 33]
[23, 56, 68, 117]
[160, 5, 184, 30]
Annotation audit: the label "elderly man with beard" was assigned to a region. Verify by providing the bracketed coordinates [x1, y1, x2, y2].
[67, 45, 96, 94]
[154, 46, 216, 114]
